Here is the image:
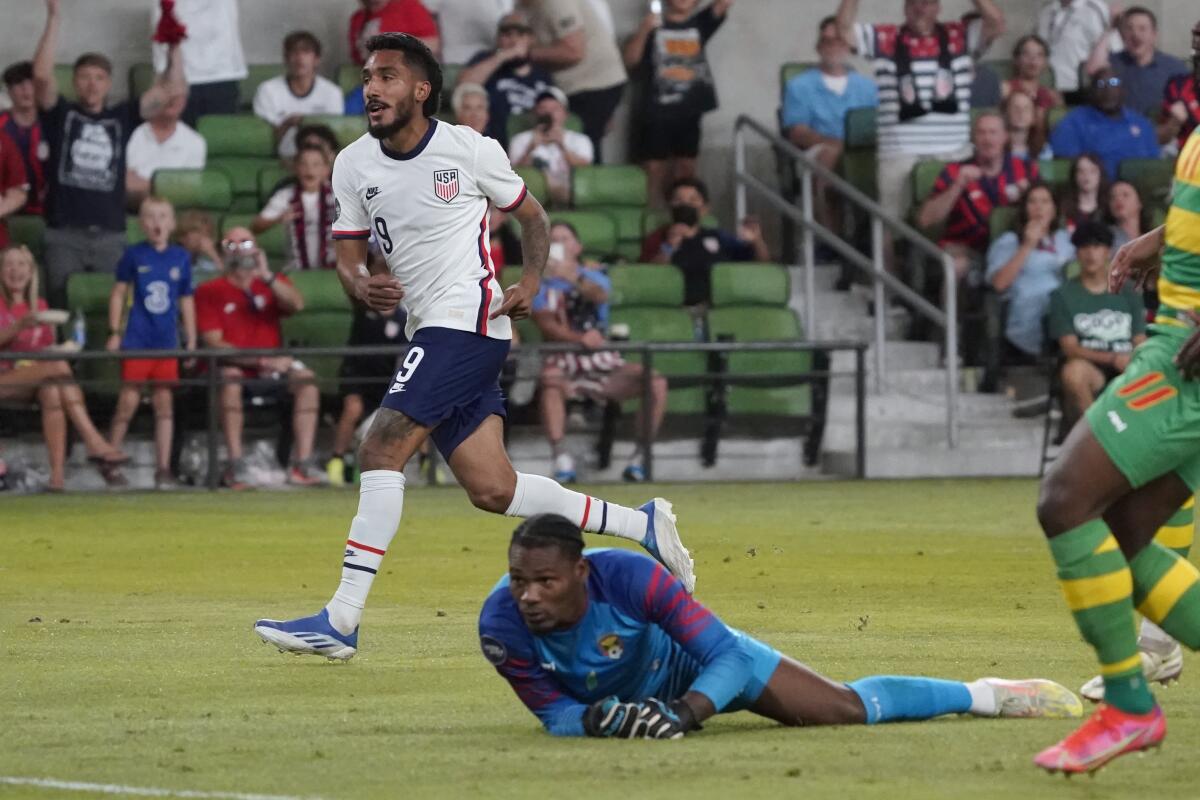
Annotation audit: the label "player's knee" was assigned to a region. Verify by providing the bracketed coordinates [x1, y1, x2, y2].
[466, 473, 516, 513]
[1036, 471, 1073, 536]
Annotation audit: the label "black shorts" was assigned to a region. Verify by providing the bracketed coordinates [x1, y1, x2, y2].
[636, 112, 703, 161]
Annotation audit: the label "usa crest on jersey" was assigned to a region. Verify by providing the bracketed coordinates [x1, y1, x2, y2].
[434, 169, 459, 203]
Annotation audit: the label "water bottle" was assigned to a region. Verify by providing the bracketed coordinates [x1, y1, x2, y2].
[71, 309, 86, 348]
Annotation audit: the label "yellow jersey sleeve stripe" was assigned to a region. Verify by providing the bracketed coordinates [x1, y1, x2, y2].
[1061, 570, 1133, 611]
[1137, 559, 1200, 622]
[1156, 275, 1200, 310]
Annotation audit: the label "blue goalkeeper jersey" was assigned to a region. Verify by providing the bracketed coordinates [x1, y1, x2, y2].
[478, 548, 760, 736]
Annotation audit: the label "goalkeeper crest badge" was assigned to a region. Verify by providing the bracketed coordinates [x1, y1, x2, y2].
[597, 634, 624, 660]
[480, 635, 507, 665]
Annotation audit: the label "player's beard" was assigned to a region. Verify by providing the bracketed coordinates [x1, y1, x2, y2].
[368, 98, 416, 140]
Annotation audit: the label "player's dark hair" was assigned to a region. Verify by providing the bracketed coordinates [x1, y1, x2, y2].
[366, 32, 444, 118]
[73, 52, 112, 76]
[510, 514, 584, 562]
[284, 31, 323, 57]
[667, 176, 709, 204]
[1071, 220, 1115, 249]
[1121, 6, 1157, 29]
[3, 61, 32, 87]
[1011, 34, 1049, 61]
[550, 220, 580, 242]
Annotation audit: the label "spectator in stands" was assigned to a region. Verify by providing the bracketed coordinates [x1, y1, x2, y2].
[0, 130, 28, 250]
[33, 0, 187, 308]
[1060, 153, 1109, 233]
[295, 124, 342, 162]
[176, 209, 221, 280]
[253, 32, 343, 159]
[508, 87, 592, 207]
[916, 112, 1034, 281]
[1047, 221, 1145, 431]
[0, 62, 46, 215]
[194, 226, 320, 488]
[253, 144, 336, 271]
[532, 220, 667, 483]
[986, 184, 1075, 360]
[1158, 24, 1200, 151]
[642, 177, 769, 307]
[151, 0, 247, 125]
[424, 0, 511, 64]
[125, 61, 207, 209]
[622, 0, 732, 208]
[835, 0, 1005, 273]
[350, 0, 441, 65]
[1049, 69, 1158, 182]
[1106, 178, 1155, 312]
[0, 244, 128, 490]
[105, 196, 196, 489]
[1002, 35, 1063, 111]
[1002, 91, 1050, 167]
[1037, 0, 1115, 103]
[460, 11, 554, 148]
[451, 82, 490, 134]
[522, 0, 627, 159]
[1086, 6, 1188, 119]
[782, 18, 877, 239]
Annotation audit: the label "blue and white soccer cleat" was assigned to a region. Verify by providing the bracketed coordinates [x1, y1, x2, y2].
[622, 464, 646, 483]
[254, 608, 358, 661]
[638, 498, 695, 593]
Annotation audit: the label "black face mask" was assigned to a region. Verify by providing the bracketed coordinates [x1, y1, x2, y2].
[670, 203, 700, 227]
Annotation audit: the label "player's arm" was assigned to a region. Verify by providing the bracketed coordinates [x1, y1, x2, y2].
[479, 623, 589, 736]
[331, 152, 404, 312]
[140, 41, 186, 121]
[1109, 225, 1165, 293]
[488, 168, 549, 321]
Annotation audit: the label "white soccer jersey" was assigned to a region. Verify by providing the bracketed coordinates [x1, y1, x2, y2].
[332, 119, 527, 341]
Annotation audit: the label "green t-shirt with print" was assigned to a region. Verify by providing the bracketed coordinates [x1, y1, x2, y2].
[1047, 278, 1146, 353]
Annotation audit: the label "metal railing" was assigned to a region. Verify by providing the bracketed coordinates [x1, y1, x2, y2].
[0, 339, 868, 486]
[733, 114, 959, 447]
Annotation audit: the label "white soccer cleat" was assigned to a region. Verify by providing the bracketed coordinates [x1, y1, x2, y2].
[638, 498, 695, 593]
[1079, 644, 1184, 702]
[980, 678, 1083, 719]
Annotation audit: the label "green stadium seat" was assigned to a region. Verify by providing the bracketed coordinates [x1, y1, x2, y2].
[54, 64, 75, 101]
[515, 166, 550, 206]
[128, 62, 155, 100]
[710, 263, 789, 307]
[228, 196, 262, 214]
[279, 271, 352, 391]
[499, 266, 523, 288]
[257, 164, 291, 204]
[571, 165, 647, 208]
[439, 64, 464, 113]
[608, 264, 684, 307]
[842, 106, 877, 198]
[609, 307, 705, 414]
[208, 156, 278, 205]
[1119, 158, 1175, 206]
[220, 213, 287, 263]
[988, 206, 1018, 242]
[337, 63, 361, 95]
[911, 160, 948, 208]
[8, 215, 46, 261]
[125, 215, 142, 243]
[599, 207, 645, 261]
[549, 211, 618, 260]
[65, 272, 119, 395]
[153, 169, 233, 212]
[197, 115, 274, 157]
[707, 307, 812, 416]
[507, 111, 585, 142]
[302, 114, 367, 148]
[844, 106, 876, 148]
[778, 61, 814, 100]
[239, 65, 282, 111]
[1038, 158, 1072, 187]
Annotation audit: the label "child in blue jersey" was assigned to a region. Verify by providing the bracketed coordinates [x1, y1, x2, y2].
[106, 196, 196, 488]
[479, 514, 1085, 738]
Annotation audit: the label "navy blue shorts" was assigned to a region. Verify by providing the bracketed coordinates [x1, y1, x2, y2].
[379, 327, 510, 459]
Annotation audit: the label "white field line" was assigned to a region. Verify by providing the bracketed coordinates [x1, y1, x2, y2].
[0, 776, 328, 800]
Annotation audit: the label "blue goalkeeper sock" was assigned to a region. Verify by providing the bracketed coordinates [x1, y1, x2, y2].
[847, 676, 972, 724]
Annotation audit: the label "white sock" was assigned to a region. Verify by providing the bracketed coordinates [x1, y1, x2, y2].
[964, 680, 997, 716]
[326, 469, 405, 634]
[1138, 618, 1178, 655]
[504, 472, 648, 542]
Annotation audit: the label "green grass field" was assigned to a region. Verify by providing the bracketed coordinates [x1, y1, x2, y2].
[3, 480, 1199, 799]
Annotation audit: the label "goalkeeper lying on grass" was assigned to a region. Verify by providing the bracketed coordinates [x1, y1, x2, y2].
[479, 514, 1084, 739]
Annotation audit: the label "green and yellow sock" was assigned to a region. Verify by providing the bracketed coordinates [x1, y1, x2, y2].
[1130, 541, 1200, 651]
[1050, 520, 1154, 714]
[1152, 497, 1194, 560]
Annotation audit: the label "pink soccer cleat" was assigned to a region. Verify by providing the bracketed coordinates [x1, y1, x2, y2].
[1034, 703, 1166, 775]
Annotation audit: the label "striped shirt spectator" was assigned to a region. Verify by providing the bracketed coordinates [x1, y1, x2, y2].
[0, 62, 45, 215]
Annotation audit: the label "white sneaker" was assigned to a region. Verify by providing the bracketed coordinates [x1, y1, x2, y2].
[978, 678, 1083, 719]
[638, 498, 695, 593]
[1079, 643, 1184, 702]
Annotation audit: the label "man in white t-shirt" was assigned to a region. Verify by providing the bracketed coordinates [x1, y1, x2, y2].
[1037, 0, 1115, 99]
[253, 31, 344, 159]
[424, 0, 513, 65]
[253, 32, 694, 662]
[151, 0, 247, 125]
[126, 59, 205, 208]
[508, 86, 592, 206]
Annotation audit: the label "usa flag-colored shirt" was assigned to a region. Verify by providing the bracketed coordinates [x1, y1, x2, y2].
[932, 155, 1037, 252]
[1163, 75, 1200, 151]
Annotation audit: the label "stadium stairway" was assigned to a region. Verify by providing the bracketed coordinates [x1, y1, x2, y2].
[806, 263, 1047, 478]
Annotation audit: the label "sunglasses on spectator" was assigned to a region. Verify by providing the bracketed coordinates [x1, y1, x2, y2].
[1093, 76, 1121, 88]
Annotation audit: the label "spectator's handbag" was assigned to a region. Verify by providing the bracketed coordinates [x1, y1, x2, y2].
[895, 23, 959, 122]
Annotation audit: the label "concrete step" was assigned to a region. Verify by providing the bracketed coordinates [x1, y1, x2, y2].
[831, 339, 942, 372]
[822, 442, 1044, 478]
[829, 366, 985, 397]
[823, 416, 1045, 451]
[824, 390, 1015, 425]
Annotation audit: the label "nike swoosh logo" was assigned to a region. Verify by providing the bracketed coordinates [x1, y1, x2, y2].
[388, 383, 404, 394]
[539, 662, 556, 672]
[366, 188, 380, 199]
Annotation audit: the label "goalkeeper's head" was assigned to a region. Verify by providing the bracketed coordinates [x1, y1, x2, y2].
[507, 515, 588, 634]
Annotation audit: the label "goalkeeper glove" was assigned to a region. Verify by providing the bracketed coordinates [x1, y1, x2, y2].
[582, 696, 686, 739]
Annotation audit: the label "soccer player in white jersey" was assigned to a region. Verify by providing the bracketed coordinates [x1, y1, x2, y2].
[254, 33, 694, 660]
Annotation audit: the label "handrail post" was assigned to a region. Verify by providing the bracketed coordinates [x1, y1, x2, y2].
[943, 253, 959, 449]
[734, 122, 747, 222]
[800, 168, 816, 334]
[870, 215, 886, 394]
[205, 354, 220, 489]
[855, 345, 866, 478]
[641, 345, 654, 482]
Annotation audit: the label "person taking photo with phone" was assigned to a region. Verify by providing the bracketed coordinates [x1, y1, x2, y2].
[507, 86, 593, 207]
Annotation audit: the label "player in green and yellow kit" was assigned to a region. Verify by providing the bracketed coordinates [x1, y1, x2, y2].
[1032, 21, 1200, 776]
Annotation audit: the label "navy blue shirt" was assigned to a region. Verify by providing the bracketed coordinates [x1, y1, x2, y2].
[1048, 105, 1160, 180]
[116, 242, 192, 350]
[466, 49, 554, 149]
[1108, 50, 1189, 119]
